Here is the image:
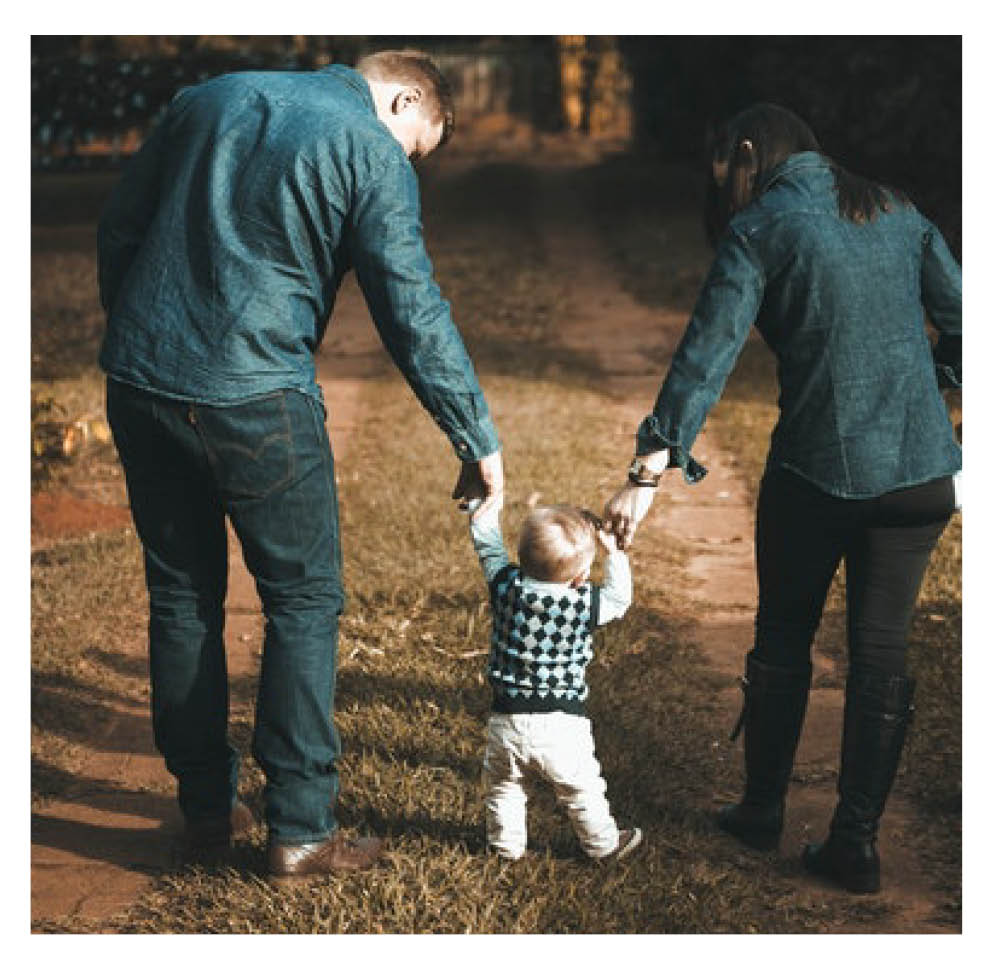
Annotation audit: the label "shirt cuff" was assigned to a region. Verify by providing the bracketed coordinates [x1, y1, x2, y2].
[451, 414, 500, 462]
[636, 414, 708, 484]
[935, 363, 961, 390]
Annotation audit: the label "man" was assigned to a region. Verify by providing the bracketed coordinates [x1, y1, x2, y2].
[97, 50, 503, 884]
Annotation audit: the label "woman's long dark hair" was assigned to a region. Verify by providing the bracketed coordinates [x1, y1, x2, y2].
[703, 102, 910, 245]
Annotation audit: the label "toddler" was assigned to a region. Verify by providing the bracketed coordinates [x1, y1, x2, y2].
[468, 500, 643, 861]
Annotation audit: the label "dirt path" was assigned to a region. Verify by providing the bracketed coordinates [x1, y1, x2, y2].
[30, 155, 954, 932]
[530, 164, 953, 933]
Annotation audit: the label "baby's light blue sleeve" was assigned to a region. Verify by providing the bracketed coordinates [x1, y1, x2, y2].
[469, 507, 510, 585]
[597, 551, 632, 625]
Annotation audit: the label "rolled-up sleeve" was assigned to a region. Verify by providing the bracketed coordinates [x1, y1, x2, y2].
[347, 155, 499, 461]
[636, 228, 764, 481]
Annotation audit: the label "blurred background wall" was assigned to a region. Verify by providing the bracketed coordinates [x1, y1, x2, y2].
[30, 34, 961, 250]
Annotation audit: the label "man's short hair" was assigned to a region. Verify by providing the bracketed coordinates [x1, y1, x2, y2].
[518, 505, 598, 584]
[355, 49, 455, 147]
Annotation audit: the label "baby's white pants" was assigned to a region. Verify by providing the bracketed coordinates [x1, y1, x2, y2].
[482, 710, 620, 860]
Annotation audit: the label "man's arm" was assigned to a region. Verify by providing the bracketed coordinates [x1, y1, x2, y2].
[347, 154, 500, 464]
[452, 453, 504, 519]
[96, 111, 171, 315]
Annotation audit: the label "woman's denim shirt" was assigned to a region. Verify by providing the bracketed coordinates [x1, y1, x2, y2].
[97, 66, 498, 462]
[636, 152, 962, 498]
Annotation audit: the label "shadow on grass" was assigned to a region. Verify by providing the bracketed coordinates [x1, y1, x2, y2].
[31, 811, 181, 878]
[337, 665, 485, 717]
[30, 758, 172, 820]
[339, 802, 487, 853]
[32, 665, 260, 752]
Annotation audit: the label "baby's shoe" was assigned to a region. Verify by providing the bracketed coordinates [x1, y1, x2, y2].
[486, 843, 525, 862]
[603, 827, 643, 861]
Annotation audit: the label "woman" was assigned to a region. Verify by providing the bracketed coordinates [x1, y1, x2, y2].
[604, 103, 961, 894]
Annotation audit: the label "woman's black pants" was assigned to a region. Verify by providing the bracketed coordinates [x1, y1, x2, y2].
[753, 468, 955, 676]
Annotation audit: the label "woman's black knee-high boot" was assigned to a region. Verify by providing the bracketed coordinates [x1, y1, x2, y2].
[802, 670, 915, 893]
[716, 651, 812, 850]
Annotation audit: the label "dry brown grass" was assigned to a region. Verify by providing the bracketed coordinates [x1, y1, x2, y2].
[30, 529, 148, 807]
[34, 376, 908, 934]
[31, 160, 960, 933]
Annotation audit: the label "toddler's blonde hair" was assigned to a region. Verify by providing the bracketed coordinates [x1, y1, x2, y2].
[518, 504, 599, 584]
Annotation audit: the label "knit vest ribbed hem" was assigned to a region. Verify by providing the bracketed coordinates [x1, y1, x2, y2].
[490, 691, 587, 716]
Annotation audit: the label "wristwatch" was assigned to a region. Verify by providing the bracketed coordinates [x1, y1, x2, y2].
[628, 456, 663, 488]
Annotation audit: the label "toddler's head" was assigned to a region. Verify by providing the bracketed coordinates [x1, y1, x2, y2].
[518, 504, 600, 586]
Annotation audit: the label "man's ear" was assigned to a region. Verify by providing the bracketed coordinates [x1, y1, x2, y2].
[391, 86, 423, 115]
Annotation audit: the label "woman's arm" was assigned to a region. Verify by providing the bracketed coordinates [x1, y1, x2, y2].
[921, 220, 962, 389]
[602, 449, 668, 549]
[605, 229, 765, 545]
[637, 229, 765, 475]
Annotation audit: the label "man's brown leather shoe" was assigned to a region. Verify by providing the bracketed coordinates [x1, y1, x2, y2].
[267, 831, 385, 885]
[184, 800, 257, 854]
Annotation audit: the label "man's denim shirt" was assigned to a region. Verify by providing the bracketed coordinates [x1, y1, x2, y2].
[636, 151, 962, 499]
[97, 65, 499, 461]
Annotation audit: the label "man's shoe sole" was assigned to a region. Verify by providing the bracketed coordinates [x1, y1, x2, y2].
[266, 834, 386, 885]
[266, 860, 381, 888]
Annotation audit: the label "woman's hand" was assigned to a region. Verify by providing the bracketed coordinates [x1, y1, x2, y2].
[603, 481, 658, 550]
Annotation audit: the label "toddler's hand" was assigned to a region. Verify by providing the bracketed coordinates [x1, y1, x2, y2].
[596, 527, 619, 554]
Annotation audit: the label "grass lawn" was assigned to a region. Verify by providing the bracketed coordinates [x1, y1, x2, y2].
[30, 157, 960, 933]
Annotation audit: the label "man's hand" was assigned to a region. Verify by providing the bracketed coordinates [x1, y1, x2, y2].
[452, 450, 505, 521]
[603, 481, 658, 550]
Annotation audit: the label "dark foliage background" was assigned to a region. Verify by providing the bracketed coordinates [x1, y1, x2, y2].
[31, 34, 961, 250]
[621, 36, 961, 254]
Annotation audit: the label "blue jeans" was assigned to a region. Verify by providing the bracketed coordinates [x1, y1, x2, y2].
[106, 378, 342, 843]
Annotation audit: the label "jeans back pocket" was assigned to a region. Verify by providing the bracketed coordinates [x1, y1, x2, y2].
[197, 391, 295, 500]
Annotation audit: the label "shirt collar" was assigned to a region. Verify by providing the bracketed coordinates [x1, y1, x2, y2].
[521, 574, 582, 595]
[755, 150, 829, 194]
[318, 64, 376, 113]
